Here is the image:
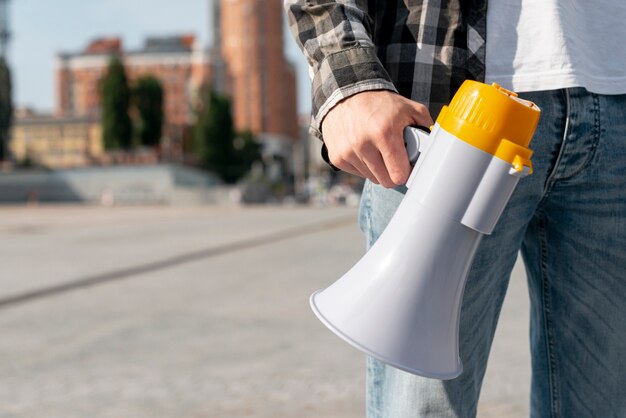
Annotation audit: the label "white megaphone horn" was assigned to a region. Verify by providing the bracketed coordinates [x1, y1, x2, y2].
[311, 81, 541, 379]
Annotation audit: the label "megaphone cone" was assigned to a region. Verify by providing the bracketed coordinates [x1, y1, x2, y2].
[310, 81, 541, 379]
[311, 190, 482, 378]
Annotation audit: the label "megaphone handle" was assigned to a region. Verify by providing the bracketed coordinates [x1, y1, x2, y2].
[404, 126, 432, 189]
[403, 126, 431, 165]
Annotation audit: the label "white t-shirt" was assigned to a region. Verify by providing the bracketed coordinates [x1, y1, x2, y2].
[485, 0, 626, 94]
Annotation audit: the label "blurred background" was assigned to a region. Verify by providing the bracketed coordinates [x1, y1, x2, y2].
[0, 1, 531, 417]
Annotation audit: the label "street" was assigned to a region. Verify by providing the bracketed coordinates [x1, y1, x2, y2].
[0, 205, 530, 417]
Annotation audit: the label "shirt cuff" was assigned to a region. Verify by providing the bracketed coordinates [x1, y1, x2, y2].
[309, 46, 397, 142]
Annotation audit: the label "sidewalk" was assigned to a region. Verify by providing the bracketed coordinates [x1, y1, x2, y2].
[0, 205, 529, 417]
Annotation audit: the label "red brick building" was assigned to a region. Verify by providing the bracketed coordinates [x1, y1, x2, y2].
[217, 0, 299, 180]
[54, 1, 300, 177]
[56, 35, 213, 155]
[218, 0, 298, 140]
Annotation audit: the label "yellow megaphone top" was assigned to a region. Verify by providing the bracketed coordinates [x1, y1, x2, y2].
[437, 81, 541, 173]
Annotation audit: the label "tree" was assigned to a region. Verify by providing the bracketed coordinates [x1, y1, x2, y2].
[101, 56, 132, 150]
[233, 129, 262, 179]
[133, 75, 164, 147]
[0, 57, 12, 161]
[193, 86, 261, 183]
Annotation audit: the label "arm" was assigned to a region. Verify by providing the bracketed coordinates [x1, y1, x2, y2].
[285, 0, 433, 187]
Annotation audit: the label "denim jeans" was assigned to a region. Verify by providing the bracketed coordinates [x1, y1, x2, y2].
[359, 88, 626, 418]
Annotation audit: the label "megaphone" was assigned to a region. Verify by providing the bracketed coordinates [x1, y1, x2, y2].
[311, 81, 541, 379]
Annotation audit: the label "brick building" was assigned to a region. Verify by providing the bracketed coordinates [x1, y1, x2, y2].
[10, 112, 103, 168]
[218, 0, 298, 140]
[52, 1, 300, 178]
[55, 35, 213, 157]
[217, 0, 299, 180]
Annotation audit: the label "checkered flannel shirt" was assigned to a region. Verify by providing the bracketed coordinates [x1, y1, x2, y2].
[284, 0, 487, 144]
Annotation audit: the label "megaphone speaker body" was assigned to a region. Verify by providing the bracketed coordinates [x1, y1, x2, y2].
[311, 81, 541, 379]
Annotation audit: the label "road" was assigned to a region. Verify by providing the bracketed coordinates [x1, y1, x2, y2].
[0, 205, 530, 417]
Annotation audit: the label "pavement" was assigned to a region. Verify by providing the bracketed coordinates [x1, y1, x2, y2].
[0, 205, 530, 418]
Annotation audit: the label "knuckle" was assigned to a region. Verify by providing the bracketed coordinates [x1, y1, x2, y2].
[403, 101, 431, 120]
[414, 102, 428, 112]
[353, 138, 368, 154]
[327, 150, 344, 167]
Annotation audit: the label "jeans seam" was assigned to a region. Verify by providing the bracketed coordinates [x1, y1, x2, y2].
[543, 90, 602, 196]
[551, 92, 601, 182]
[538, 214, 559, 417]
[541, 89, 570, 201]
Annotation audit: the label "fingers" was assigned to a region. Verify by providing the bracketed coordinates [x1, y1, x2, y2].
[360, 144, 395, 187]
[364, 97, 431, 186]
[345, 154, 379, 185]
[321, 90, 435, 189]
[378, 133, 411, 185]
[329, 150, 381, 185]
[331, 139, 407, 188]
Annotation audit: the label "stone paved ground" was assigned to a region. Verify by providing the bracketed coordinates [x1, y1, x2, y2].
[0, 205, 530, 418]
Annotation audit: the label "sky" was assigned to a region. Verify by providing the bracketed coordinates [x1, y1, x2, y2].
[6, 0, 312, 114]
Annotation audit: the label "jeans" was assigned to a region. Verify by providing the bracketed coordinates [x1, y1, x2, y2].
[359, 88, 626, 418]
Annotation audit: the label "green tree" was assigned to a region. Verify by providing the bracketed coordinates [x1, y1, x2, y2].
[0, 57, 12, 161]
[101, 56, 132, 150]
[233, 129, 262, 179]
[193, 88, 262, 183]
[133, 75, 164, 147]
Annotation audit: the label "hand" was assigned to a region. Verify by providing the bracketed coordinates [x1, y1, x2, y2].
[321, 90, 434, 188]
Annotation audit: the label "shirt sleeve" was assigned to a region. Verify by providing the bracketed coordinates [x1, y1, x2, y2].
[284, 0, 398, 141]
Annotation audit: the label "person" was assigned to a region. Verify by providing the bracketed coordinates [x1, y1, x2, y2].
[285, 0, 626, 417]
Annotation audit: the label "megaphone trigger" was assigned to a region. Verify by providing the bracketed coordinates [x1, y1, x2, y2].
[403, 126, 432, 188]
[403, 125, 431, 165]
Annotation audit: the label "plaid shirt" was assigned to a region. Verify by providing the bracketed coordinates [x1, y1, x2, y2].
[284, 0, 487, 142]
